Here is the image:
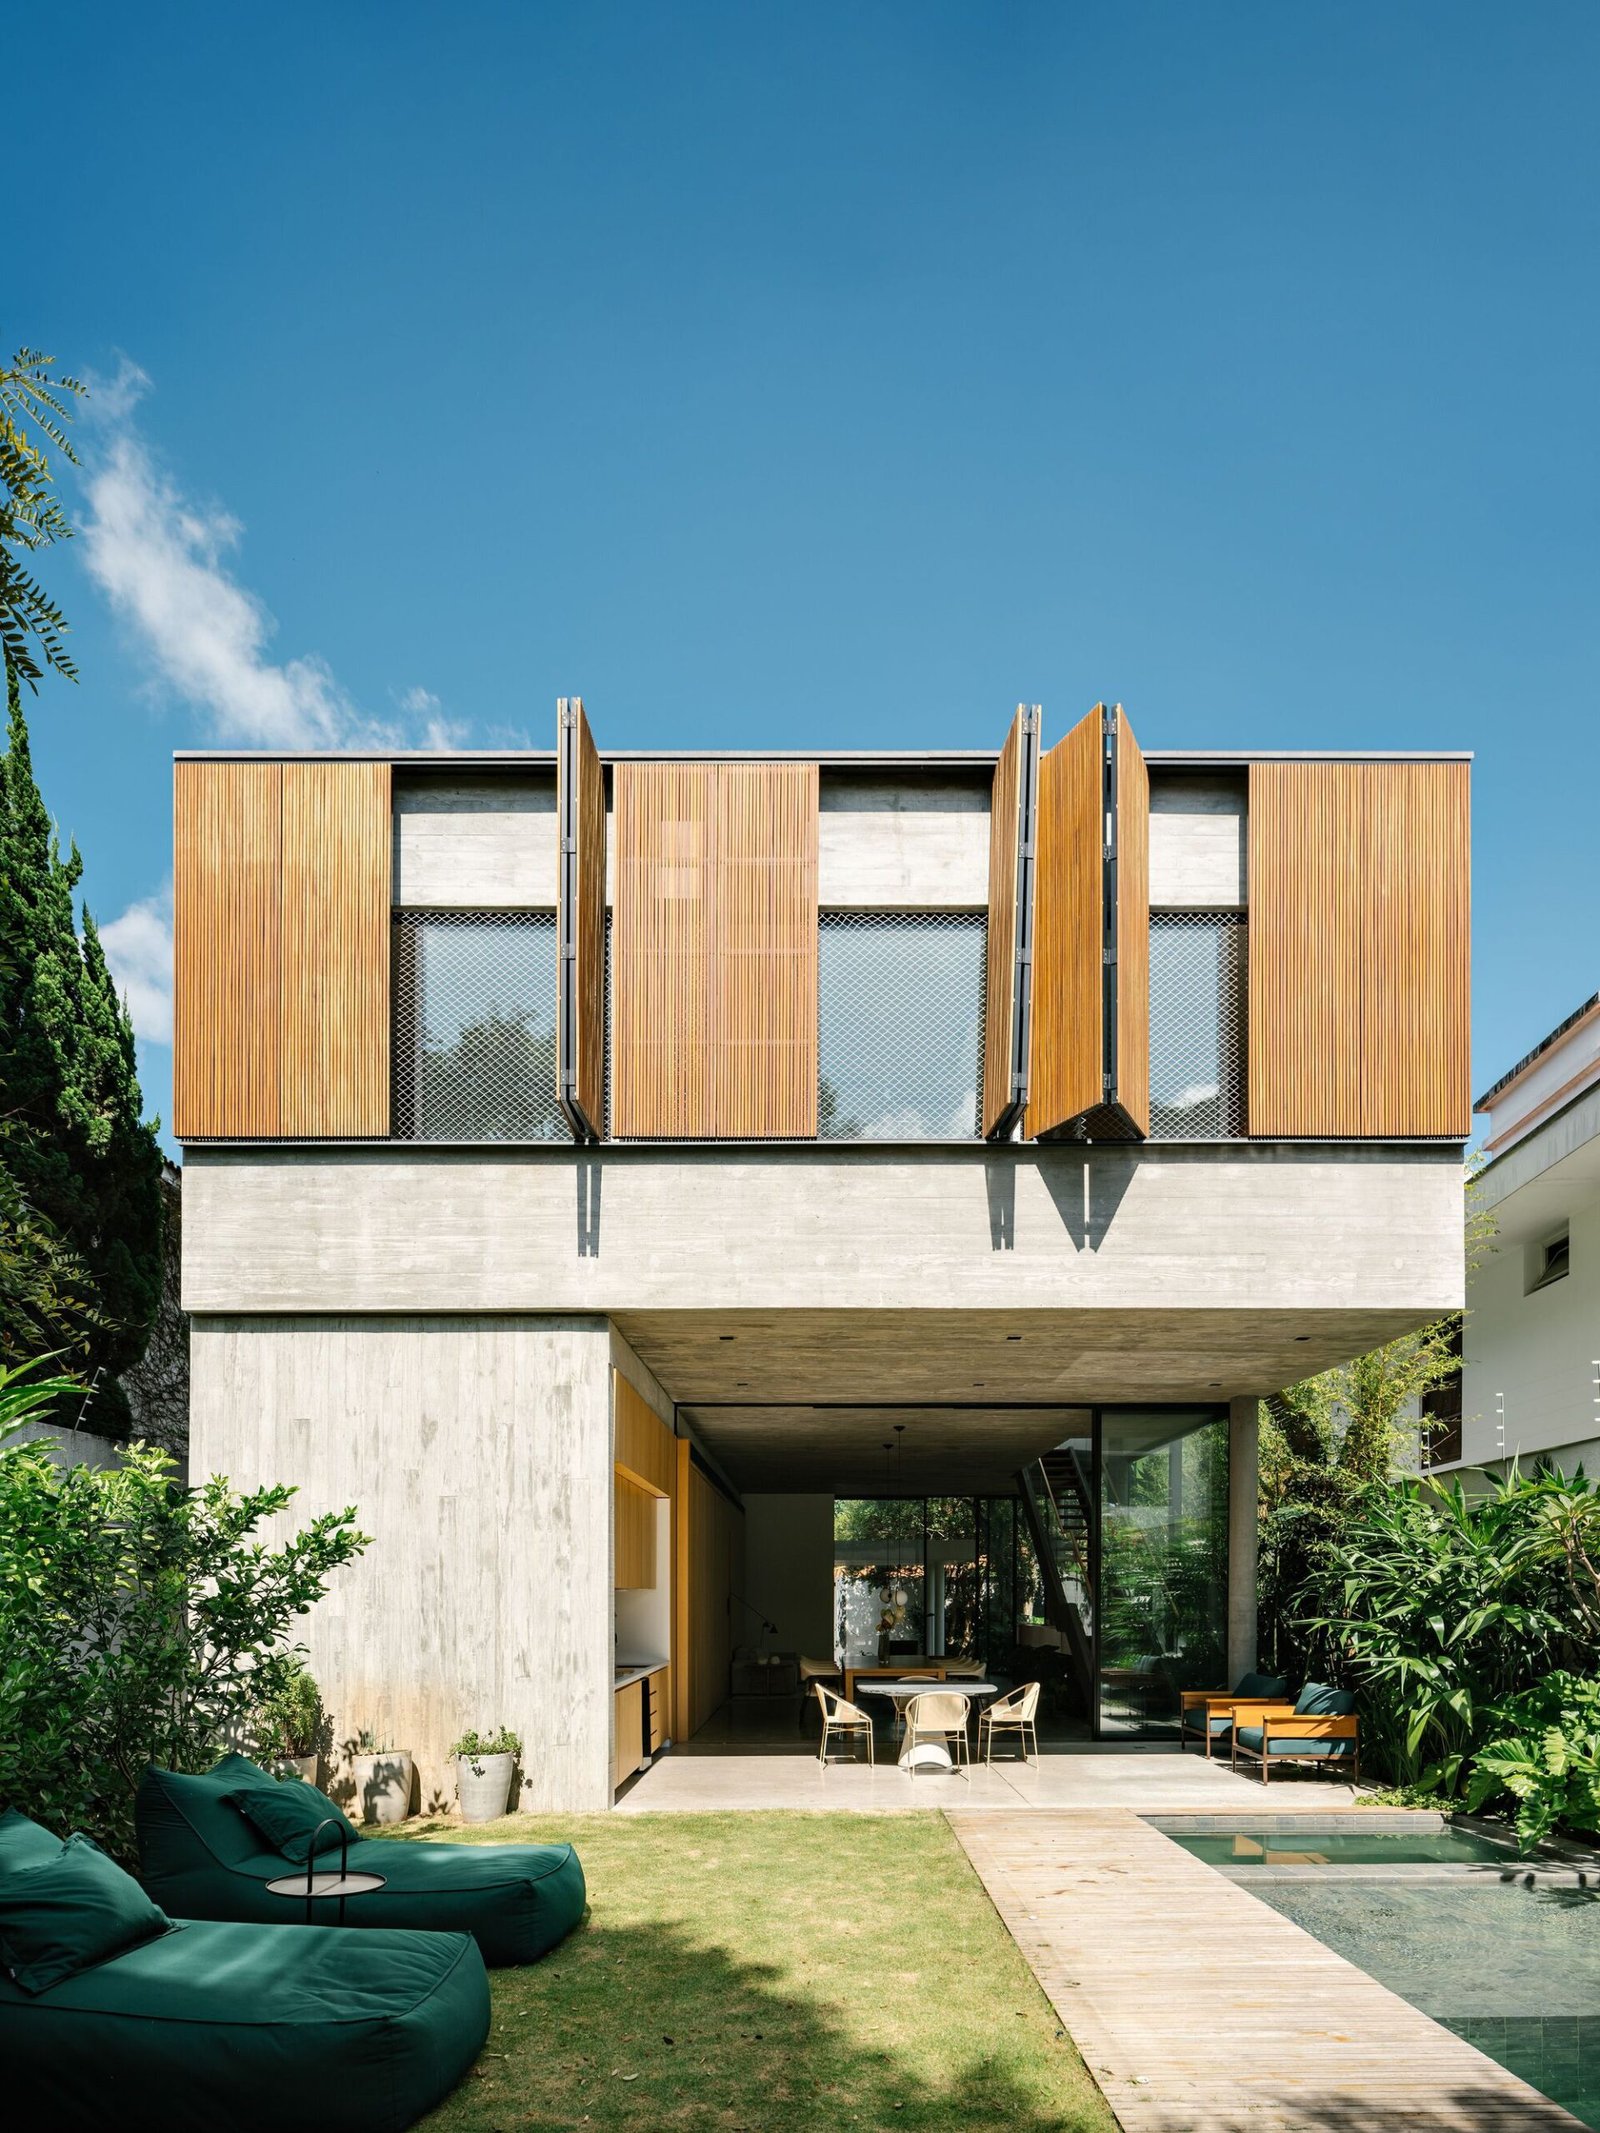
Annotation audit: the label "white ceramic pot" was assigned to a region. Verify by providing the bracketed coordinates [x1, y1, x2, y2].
[457, 1752, 516, 1824]
[285, 1753, 318, 1785]
[352, 1749, 414, 1824]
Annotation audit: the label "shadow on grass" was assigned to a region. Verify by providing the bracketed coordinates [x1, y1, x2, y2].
[425, 1896, 1108, 2131]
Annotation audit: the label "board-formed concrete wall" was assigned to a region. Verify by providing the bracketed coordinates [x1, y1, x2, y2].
[191, 1313, 615, 1814]
[185, 1142, 1464, 1323]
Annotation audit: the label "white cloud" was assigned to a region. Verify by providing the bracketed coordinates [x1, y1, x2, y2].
[99, 879, 173, 1046]
[81, 365, 396, 749]
[397, 685, 440, 715]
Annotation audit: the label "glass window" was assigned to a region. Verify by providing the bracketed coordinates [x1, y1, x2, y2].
[392, 910, 565, 1142]
[1096, 1406, 1229, 1738]
[1148, 911, 1247, 1139]
[818, 912, 986, 1139]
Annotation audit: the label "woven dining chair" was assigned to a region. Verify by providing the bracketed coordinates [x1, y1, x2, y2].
[814, 1682, 875, 1767]
[977, 1680, 1040, 1766]
[902, 1690, 971, 1777]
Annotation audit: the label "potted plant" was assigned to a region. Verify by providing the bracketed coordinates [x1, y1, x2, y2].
[257, 1657, 324, 1783]
[451, 1727, 522, 1823]
[351, 1729, 415, 1824]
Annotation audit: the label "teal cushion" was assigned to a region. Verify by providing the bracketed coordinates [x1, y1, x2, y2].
[1236, 1724, 1354, 1757]
[1295, 1681, 1356, 1717]
[0, 1809, 62, 1873]
[1236, 1672, 1289, 1699]
[224, 1781, 360, 1864]
[0, 1914, 489, 2133]
[0, 1829, 171, 1994]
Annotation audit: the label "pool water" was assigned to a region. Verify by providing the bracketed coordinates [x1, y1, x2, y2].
[1161, 1822, 1600, 2127]
[1169, 1825, 1517, 1868]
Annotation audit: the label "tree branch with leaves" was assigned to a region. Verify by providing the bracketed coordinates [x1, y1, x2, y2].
[0, 350, 86, 696]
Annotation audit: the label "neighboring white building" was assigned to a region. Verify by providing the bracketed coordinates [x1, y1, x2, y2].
[1462, 992, 1600, 1476]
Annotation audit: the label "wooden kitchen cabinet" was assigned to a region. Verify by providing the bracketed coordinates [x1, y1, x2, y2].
[613, 1679, 643, 1794]
[646, 1667, 667, 1754]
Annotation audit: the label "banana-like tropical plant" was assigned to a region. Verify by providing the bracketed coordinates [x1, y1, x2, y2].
[0, 1356, 86, 1449]
[1304, 1471, 1572, 1792]
[0, 349, 86, 695]
[1465, 1671, 1600, 1851]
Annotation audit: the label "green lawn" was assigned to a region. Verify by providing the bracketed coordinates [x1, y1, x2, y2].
[386, 1810, 1115, 2132]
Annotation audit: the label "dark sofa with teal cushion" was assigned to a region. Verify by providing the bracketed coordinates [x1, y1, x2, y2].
[1231, 1681, 1359, 1781]
[1178, 1671, 1288, 1757]
[0, 1809, 488, 2133]
[136, 1754, 585, 1966]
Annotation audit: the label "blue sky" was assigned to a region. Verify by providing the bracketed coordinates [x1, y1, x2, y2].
[16, 3, 1599, 1143]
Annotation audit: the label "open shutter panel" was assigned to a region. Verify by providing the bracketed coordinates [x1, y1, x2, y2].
[613, 763, 716, 1136]
[1249, 761, 1470, 1136]
[982, 705, 1040, 1139]
[1028, 704, 1149, 1141]
[557, 697, 607, 1140]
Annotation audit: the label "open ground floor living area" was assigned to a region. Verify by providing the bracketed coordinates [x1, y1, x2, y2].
[191, 1292, 1327, 1816]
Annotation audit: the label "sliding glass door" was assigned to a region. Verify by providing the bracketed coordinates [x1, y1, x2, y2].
[1095, 1406, 1229, 1739]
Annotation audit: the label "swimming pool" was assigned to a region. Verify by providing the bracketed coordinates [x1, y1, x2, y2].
[1151, 1816, 1600, 2128]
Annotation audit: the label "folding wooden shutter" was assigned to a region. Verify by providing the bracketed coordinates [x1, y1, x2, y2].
[1249, 761, 1470, 1136]
[557, 697, 607, 1140]
[613, 762, 817, 1136]
[279, 762, 391, 1136]
[713, 764, 818, 1137]
[174, 760, 283, 1137]
[175, 759, 389, 1137]
[982, 706, 1040, 1139]
[1028, 704, 1149, 1140]
[613, 763, 716, 1136]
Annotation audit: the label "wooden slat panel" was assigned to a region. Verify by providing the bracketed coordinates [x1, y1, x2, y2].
[1027, 707, 1103, 1134]
[173, 760, 282, 1137]
[613, 1470, 657, 1588]
[1360, 763, 1470, 1135]
[613, 761, 817, 1137]
[671, 1450, 743, 1740]
[1249, 761, 1470, 1136]
[1114, 708, 1150, 1138]
[712, 764, 818, 1137]
[614, 1371, 674, 1494]
[279, 762, 392, 1136]
[613, 764, 716, 1135]
[982, 709, 1027, 1136]
[558, 698, 607, 1138]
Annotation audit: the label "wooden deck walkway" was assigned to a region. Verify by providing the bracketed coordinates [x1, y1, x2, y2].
[951, 1810, 1583, 2132]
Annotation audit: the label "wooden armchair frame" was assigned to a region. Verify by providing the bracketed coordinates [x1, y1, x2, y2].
[1229, 1704, 1360, 1785]
[1179, 1688, 1246, 1759]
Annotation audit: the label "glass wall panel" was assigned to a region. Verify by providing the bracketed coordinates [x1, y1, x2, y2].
[1096, 1406, 1229, 1737]
[832, 1499, 926, 1668]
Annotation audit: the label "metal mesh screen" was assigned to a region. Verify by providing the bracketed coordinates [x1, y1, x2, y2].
[392, 910, 566, 1142]
[818, 912, 986, 1140]
[1148, 910, 1247, 1139]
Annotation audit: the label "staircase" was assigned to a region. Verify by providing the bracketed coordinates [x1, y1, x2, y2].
[1017, 1444, 1095, 1715]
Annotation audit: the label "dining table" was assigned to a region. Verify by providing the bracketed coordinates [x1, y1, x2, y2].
[852, 1678, 1000, 1771]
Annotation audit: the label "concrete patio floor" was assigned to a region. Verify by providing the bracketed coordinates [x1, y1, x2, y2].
[616, 1744, 1367, 1812]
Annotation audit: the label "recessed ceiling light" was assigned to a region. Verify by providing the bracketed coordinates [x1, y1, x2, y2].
[719, 1334, 736, 1342]
[1294, 1336, 1310, 1343]
[1005, 1335, 1022, 1342]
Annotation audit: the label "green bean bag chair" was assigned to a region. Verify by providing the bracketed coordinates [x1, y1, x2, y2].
[137, 1754, 585, 1966]
[0, 1810, 488, 2133]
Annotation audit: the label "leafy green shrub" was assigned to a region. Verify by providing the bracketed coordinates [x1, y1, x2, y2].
[256, 1655, 325, 1763]
[0, 1430, 367, 1863]
[1465, 1672, 1600, 1852]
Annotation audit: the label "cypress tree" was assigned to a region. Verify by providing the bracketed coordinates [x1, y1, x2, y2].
[0, 671, 162, 1430]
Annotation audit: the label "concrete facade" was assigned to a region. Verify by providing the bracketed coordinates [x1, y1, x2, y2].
[181, 748, 1470, 1809]
[1463, 1022, 1600, 1474]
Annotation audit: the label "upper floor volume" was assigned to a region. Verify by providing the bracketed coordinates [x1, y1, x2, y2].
[170, 701, 1472, 1150]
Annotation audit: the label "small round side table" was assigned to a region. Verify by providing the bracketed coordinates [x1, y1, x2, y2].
[264, 1817, 387, 1926]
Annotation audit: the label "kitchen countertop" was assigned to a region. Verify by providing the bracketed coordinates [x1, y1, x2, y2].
[613, 1660, 667, 1690]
